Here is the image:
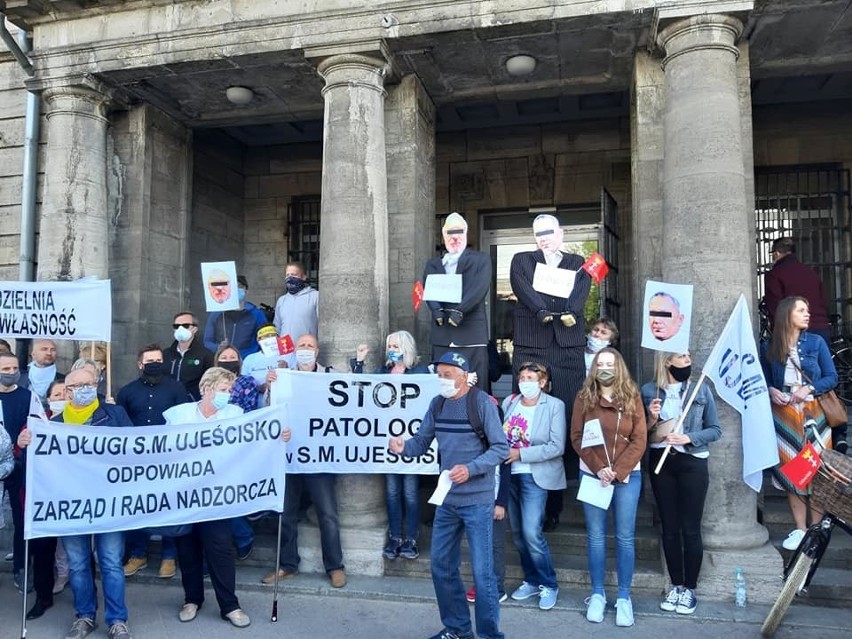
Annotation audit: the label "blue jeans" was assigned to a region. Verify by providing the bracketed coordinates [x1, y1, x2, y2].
[126, 529, 176, 560]
[431, 502, 504, 639]
[386, 473, 419, 539]
[508, 473, 557, 589]
[231, 517, 254, 550]
[64, 532, 128, 625]
[581, 470, 641, 599]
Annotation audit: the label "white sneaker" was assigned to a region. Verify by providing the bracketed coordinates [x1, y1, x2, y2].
[782, 529, 806, 551]
[615, 597, 634, 627]
[584, 593, 606, 623]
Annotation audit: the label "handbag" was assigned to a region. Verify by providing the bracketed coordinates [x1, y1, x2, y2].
[794, 364, 848, 428]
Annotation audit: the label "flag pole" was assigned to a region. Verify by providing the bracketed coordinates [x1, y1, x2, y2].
[654, 372, 708, 475]
[106, 342, 112, 400]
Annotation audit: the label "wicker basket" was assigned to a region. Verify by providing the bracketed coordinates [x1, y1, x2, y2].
[811, 449, 852, 524]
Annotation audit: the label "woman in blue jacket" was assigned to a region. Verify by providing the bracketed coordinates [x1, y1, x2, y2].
[761, 296, 838, 551]
[642, 351, 721, 616]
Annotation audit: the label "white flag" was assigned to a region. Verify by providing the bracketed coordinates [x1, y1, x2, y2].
[581, 419, 605, 449]
[702, 295, 779, 492]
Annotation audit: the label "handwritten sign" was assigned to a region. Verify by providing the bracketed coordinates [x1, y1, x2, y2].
[423, 274, 462, 304]
[532, 264, 576, 299]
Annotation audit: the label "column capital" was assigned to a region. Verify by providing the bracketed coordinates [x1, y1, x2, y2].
[28, 74, 114, 122]
[316, 53, 389, 97]
[657, 14, 744, 69]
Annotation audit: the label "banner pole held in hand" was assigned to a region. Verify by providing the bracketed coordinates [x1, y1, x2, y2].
[271, 511, 284, 622]
[106, 342, 113, 400]
[654, 372, 707, 475]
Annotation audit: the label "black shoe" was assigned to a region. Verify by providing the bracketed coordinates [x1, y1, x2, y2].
[26, 600, 53, 620]
[542, 516, 559, 532]
[236, 542, 254, 560]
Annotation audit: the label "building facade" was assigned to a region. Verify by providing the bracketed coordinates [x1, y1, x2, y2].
[1, 0, 851, 600]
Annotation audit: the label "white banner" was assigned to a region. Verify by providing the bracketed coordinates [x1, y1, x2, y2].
[24, 406, 287, 539]
[271, 370, 440, 474]
[702, 294, 779, 492]
[0, 279, 112, 341]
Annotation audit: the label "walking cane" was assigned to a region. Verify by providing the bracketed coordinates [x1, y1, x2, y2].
[271, 511, 284, 622]
[20, 539, 30, 638]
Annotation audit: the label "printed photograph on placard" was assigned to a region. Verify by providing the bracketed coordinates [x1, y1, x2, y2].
[200, 261, 239, 311]
[640, 280, 693, 353]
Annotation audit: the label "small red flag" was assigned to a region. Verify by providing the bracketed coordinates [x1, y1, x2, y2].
[277, 335, 295, 355]
[412, 281, 425, 312]
[780, 442, 822, 491]
[582, 252, 609, 285]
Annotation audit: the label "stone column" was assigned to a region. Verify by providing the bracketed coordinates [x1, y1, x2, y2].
[658, 14, 782, 601]
[37, 78, 111, 280]
[385, 74, 436, 352]
[314, 52, 390, 576]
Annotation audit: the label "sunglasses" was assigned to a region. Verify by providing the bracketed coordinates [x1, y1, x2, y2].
[173, 323, 197, 329]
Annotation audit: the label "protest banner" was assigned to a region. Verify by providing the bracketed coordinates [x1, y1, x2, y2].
[0, 279, 112, 341]
[271, 370, 441, 474]
[23, 406, 287, 539]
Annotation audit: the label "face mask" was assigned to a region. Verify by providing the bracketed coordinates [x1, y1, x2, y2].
[586, 335, 609, 353]
[518, 380, 541, 400]
[142, 362, 165, 378]
[0, 371, 21, 387]
[49, 400, 66, 414]
[387, 350, 404, 364]
[596, 369, 616, 386]
[669, 364, 692, 383]
[212, 391, 231, 410]
[285, 276, 307, 295]
[295, 349, 316, 367]
[219, 361, 241, 375]
[238, 288, 246, 302]
[438, 377, 459, 399]
[174, 326, 193, 342]
[72, 385, 98, 407]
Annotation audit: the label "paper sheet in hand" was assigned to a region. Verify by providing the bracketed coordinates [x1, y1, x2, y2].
[423, 274, 462, 303]
[532, 263, 576, 299]
[428, 470, 454, 506]
[577, 473, 614, 510]
[581, 419, 605, 449]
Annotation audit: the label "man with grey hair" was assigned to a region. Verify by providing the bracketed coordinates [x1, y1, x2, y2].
[509, 213, 591, 529]
[422, 212, 493, 391]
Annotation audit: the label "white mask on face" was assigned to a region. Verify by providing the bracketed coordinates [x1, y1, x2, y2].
[49, 400, 66, 415]
[438, 377, 459, 399]
[295, 349, 317, 367]
[174, 326, 193, 342]
[586, 335, 609, 353]
[518, 381, 541, 400]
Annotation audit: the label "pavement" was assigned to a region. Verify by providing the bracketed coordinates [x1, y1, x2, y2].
[2, 567, 851, 639]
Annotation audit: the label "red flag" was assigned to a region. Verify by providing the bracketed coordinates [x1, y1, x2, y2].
[582, 252, 609, 285]
[780, 442, 822, 491]
[412, 281, 425, 312]
[277, 335, 295, 355]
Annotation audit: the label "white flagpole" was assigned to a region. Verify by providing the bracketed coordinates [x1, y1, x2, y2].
[654, 372, 708, 474]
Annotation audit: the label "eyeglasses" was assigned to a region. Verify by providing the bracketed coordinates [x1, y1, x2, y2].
[210, 281, 230, 288]
[66, 383, 95, 391]
[173, 323, 196, 329]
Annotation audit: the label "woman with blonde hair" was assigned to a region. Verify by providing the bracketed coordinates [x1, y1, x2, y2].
[570, 348, 646, 627]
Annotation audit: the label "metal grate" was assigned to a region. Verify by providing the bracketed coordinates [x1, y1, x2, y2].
[288, 196, 321, 286]
[755, 166, 852, 335]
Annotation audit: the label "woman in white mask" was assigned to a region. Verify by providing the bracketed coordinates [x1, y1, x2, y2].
[584, 318, 619, 376]
[501, 362, 566, 611]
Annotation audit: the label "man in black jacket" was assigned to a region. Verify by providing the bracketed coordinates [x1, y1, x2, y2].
[423, 213, 492, 391]
[163, 311, 214, 401]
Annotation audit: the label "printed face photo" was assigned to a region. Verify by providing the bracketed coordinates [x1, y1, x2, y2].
[648, 293, 685, 341]
[207, 270, 232, 304]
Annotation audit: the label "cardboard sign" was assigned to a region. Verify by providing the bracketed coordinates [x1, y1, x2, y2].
[780, 442, 822, 491]
[582, 252, 609, 285]
[412, 281, 425, 312]
[532, 263, 576, 299]
[423, 274, 462, 303]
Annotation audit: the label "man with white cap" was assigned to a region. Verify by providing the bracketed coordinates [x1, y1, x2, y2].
[422, 213, 492, 391]
[509, 214, 591, 528]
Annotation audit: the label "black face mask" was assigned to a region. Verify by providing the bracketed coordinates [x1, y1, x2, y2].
[219, 361, 241, 375]
[142, 362, 165, 381]
[669, 364, 692, 382]
[285, 276, 307, 295]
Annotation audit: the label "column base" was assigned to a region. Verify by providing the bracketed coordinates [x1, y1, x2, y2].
[295, 521, 387, 577]
[693, 544, 784, 604]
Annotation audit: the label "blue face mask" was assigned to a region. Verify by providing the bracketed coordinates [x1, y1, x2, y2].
[212, 391, 231, 410]
[387, 350, 404, 364]
[72, 385, 98, 407]
[238, 288, 246, 302]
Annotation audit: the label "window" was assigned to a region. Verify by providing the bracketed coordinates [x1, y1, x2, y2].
[288, 196, 321, 286]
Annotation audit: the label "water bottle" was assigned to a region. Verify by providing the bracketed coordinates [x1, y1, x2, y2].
[735, 567, 747, 607]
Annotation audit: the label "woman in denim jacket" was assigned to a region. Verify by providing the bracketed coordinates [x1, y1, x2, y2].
[641, 351, 721, 616]
[760, 296, 838, 551]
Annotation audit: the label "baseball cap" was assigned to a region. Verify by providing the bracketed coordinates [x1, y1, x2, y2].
[432, 351, 469, 372]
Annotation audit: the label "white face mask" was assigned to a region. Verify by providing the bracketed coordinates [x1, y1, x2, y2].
[49, 400, 66, 414]
[295, 349, 317, 367]
[587, 335, 609, 353]
[438, 377, 459, 399]
[174, 326, 193, 342]
[518, 381, 541, 400]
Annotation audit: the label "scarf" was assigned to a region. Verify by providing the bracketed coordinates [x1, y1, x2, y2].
[63, 398, 100, 425]
[442, 250, 463, 274]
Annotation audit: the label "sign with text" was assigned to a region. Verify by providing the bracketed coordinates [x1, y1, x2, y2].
[271, 370, 440, 474]
[23, 406, 287, 539]
[423, 274, 462, 303]
[0, 279, 112, 341]
[532, 263, 576, 299]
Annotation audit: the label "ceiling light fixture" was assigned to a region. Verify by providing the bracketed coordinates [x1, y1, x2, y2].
[505, 54, 537, 77]
[226, 86, 254, 105]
